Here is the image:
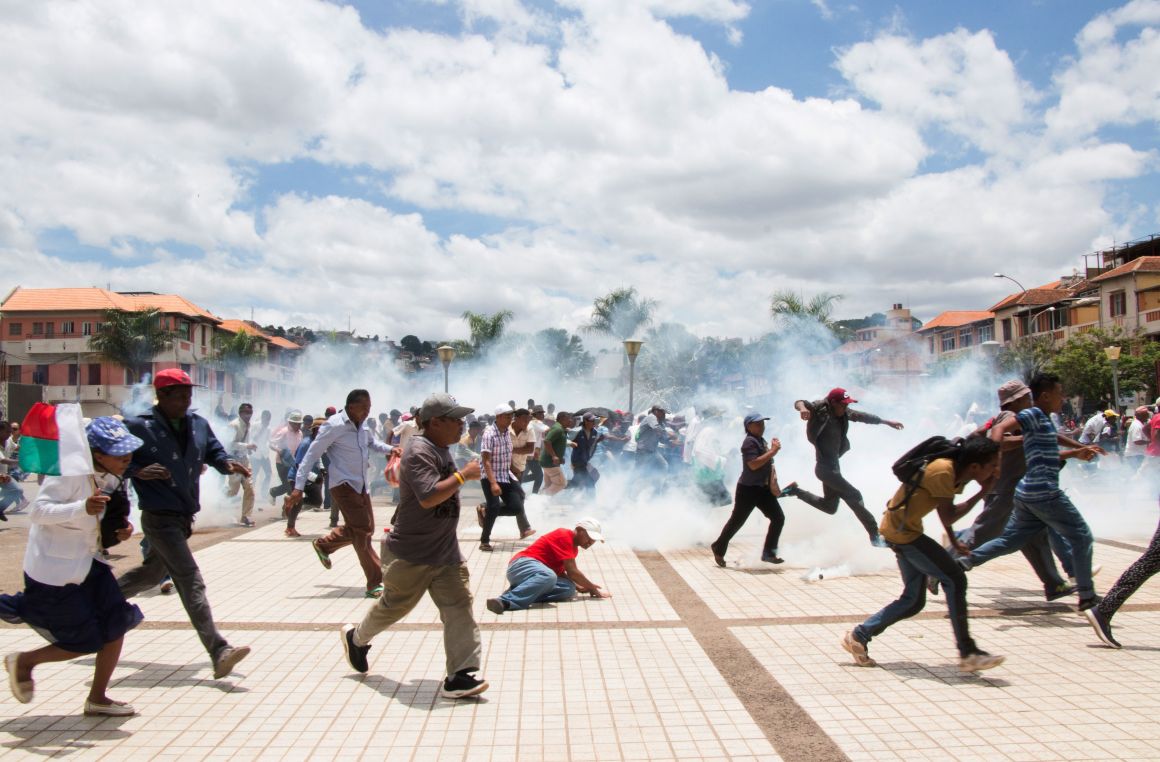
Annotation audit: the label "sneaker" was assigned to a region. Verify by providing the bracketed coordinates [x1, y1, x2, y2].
[841, 631, 876, 667]
[479, 543, 494, 552]
[761, 553, 784, 564]
[212, 645, 251, 679]
[312, 539, 332, 570]
[5, 653, 32, 704]
[1045, 583, 1077, 602]
[959, 651, 1005, 673]
[486, 597, 506, 615]
[84, 698, 136, 716]
[520, 529, 537, 539]
[341, 624, 371, 673]
[778, 482, 799, 498]
[160, 580, 174, 595]
[0, 512, 7, 522]
[926, 576, 940, 596]
[1083, 607, 1122, 649]
[440, 670, 489, 699]
[1078, 594, 1102, 612]
[365, 585, 383, 599]
[476, 504, 486, 528]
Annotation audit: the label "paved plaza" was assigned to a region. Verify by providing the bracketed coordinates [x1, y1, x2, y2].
[2, 489, 1159, 761]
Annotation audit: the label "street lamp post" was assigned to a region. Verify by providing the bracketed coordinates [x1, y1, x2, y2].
[993, 272, 1027, 293]
[1104, 345, 1122, 412]
[623, 339, 643, 414]
[436, 345, 456, 394]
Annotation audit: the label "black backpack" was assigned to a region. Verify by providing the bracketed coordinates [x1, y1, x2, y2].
[890, 436, 963, 507]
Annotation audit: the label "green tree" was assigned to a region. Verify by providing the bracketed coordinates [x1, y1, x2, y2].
[88, 308, 176, 383]
[215, 329, 265, 371]
[461, 310, 513, 354]
[635, 322, 700, 408]
[584, 287, 657, 341]
[530, 329, 594, 376]
[997, 336, 1056, 381]
[1048, 328, 1160, 406]
[400, 335, 424, 355]
[769, 289, 847, 350]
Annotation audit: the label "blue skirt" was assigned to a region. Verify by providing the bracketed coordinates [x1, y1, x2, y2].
[0, 559, 143, 654]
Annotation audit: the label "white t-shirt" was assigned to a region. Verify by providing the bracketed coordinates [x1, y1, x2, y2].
[1126, 419, 1149, 457]
[530, 419, 550, 450]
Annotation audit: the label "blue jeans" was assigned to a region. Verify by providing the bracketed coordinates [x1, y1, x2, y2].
[970, 493, 1095, 599]
[0, 479, 25, 510]
[854, 534, 977, 658]
[499, 557, 576, 611]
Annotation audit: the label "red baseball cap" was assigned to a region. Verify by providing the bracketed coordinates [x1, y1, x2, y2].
[826, 387, 857, 404]
[153, 368, 197, 389]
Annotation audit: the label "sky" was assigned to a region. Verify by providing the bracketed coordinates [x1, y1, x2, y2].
[2, 0, 1159, 344]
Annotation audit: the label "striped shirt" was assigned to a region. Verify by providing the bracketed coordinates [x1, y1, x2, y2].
[1015, 406, 1062, 502]
[480, 423, 513, 484]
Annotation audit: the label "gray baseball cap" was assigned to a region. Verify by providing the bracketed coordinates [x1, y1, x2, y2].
[419, 393, 474, 423]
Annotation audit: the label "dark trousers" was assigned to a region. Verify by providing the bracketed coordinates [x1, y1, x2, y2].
[855, 533, 977, 658]
[1100, 512, 1160, 619]
[118, 511, 229, 661]
[317, 484, 382, 591]
[794, 460, 879, 541]
[519, 461, 543, 494]
[954, 491, 1068, 590]
[269, 461, 292, 499]
[480, 479, 531, 544]
[712, 483, 785, 557]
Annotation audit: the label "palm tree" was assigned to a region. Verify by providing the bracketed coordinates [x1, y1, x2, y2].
[769, 290, 844, 329]
[461, 310, 514, 353]
[88, 308, 176, 383]
[584, 287, 657, 341]
[214, 329, 266, 395]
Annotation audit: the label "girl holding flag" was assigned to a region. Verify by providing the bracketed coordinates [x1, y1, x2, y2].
[1, 411, 144, 716]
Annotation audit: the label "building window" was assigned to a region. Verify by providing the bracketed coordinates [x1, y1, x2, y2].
[178, 321, 191, 341]
[6, 366, 20, 383]
[67, 364, 79, 385]
[93, 322, 104, 335]
[1110, 291, 1127, 318]
[959, 328, 974, 348]
[32, 322, 43, 335]
[8, 322, 21, 336]
[44, 322, 54, 337]
[87, 364, 101, 385]
[1001, 319, 1012, 342]
[82, 322, 92, 336]
[61, 321, 75, 335]
[32, 365, 49, 384]
[979, 323, 994, 343]
[941, 333, 956, 353]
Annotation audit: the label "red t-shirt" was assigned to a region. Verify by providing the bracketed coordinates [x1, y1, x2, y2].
[511, 527, 577, 575]
[1148, 417, 1160, 457]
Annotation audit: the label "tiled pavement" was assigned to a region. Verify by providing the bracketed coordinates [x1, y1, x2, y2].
[2, 495, 1159, 761]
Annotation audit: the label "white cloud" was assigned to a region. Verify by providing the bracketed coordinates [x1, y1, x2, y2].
[0, 0, 1157, 341]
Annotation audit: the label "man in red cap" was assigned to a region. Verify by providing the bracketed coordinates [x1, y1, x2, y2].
[782, 387, 903, 546]
[118, 368, 253, 679]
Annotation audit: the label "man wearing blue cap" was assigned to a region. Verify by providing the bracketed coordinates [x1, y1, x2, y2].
[711, 413, 786, 567]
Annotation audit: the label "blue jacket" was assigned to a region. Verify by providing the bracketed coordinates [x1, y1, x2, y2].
[126, 407, 231, 515]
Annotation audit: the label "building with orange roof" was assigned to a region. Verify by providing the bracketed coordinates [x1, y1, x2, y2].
[917, 310, 996, 361]
[0, 287, 298, 419]
[831, 304, 928, 390]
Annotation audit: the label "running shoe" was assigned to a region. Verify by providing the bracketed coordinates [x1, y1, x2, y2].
[778, 482, 799, 498]
[1083, 607, 1121, 649]
[440, 670, 489, 699]
[212, 645, 251, 679]
[1045, 583, 1076, 602]
[341, 624, 370, 673]
[841, 631, 876, 667]
[959, 651, 1005, 673]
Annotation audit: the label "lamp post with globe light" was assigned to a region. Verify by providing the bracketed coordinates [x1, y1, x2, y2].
[437, 345, 456, 394]
[623, 340, 643, 414]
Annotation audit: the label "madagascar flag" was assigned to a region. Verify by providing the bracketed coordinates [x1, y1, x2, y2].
[18, 402, 94, 476]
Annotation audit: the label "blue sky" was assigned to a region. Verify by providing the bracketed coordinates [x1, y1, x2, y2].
[3, 0, 1159, 339]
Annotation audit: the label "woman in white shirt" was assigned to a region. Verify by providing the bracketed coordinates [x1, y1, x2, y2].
[1, 417, 145, 716]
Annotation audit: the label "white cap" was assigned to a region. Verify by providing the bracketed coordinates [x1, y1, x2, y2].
[493, 403, 515, 416]
[576, 517, 604, 542]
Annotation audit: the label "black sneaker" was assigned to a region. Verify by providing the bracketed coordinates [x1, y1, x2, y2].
[1045, 583, 1077, 602]
[441, 670, 489, 698]
[1078, 594, 1102, 612]
[1083, 607, 1121, 649]
[341, 624, 371, 673]
[778, 482, 798, 498]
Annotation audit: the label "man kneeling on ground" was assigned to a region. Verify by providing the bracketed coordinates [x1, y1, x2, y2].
[487, 518, 611, 614]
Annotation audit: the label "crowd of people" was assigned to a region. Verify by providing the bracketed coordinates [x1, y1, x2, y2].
[1, 368, 1159, 714]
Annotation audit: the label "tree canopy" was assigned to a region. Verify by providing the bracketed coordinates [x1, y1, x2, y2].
[584, 287, 656, 341]
[88, 308, 176, 383]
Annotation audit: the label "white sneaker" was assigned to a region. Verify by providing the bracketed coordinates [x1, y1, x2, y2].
[959, 651, 1005, 673]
